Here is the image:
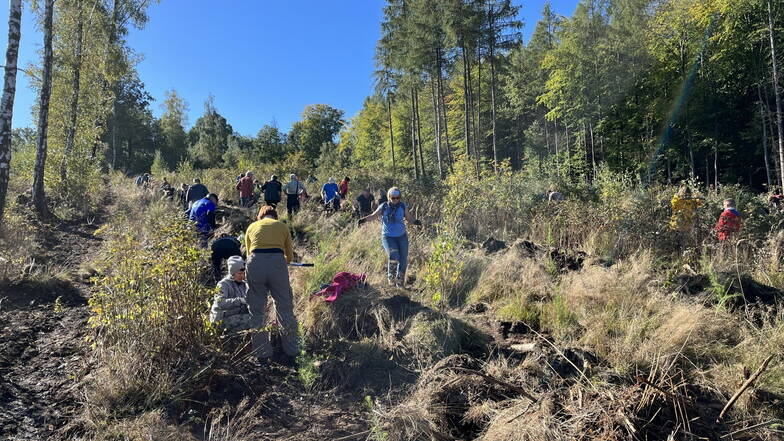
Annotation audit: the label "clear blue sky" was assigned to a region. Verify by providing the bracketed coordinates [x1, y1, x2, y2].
[1, 0, 579, 136]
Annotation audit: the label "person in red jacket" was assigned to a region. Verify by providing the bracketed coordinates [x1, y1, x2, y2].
[715, 198, 742, 241]
[338, 176, 350, 200]
[236, 171, 255, 207]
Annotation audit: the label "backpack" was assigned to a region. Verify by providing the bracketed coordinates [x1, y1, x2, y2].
[383, 202, 404, 224]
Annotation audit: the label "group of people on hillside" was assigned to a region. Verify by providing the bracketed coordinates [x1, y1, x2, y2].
[669, 186, 742, 242]
[163, 167, 758, 366]
[205, 185, 422, 364]
[235, 172, 309, 215]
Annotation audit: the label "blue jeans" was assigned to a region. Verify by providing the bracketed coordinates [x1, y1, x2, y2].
[382, 234, 409, 281]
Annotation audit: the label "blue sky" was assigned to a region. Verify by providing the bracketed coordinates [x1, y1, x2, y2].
[1, 0, 579, 136]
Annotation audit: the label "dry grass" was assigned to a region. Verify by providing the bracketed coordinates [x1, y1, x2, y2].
[468, 249, 554, 305]
[87, 410, 196, 441]
[203, 399, 267, 441]
[555, 252, 738, 373]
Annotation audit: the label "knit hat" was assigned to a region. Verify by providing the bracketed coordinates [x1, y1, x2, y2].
[227, 256, 245, 276]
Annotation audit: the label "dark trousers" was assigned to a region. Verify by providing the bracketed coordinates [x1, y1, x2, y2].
[286, 194, 300, 215]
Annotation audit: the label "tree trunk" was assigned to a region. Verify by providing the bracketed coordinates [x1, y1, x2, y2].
[387, 95, 396, 178]
[768, 87, 781, 187]
[714, 142, 718, 189]
[0, 0, 22, 223]
[490, 37, 499, 173]
[410, 90, 420, 180]
[436, 52, 453, 172]
[32, 0, 54, 217]
[544, 117, 551, 156]
[759, 83, 772, 188]
[554, 117, 559, 157]
[588, 119, 596, 177]
[768, 0, 784, 188]
[414, 89, 426, 178]
[110, 0, 119, 169]
[475, 45, 482, 168]
[430, 77, 443, 179]
[461, 45, 471, 159]
[61, 2, 84, 182]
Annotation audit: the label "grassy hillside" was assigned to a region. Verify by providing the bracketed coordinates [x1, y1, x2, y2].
[2, 164, 782, 440]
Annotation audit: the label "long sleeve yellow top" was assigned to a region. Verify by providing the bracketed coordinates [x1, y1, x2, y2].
[244, 217, 294, 263]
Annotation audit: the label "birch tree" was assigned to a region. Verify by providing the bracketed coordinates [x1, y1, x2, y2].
[0, 0, 22, 222]
[768, 0, 784, 187]
[32, 0, 55, 217]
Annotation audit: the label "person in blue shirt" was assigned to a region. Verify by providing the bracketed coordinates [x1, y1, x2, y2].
[357, 187, 421, 287]
[321, 177, 341, 211]
[188, 193, 219, 248]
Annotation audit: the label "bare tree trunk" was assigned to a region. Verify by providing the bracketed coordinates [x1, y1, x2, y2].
[544, 117, 551, 156]
[61, 1, 84, 182]
[0, 0, 22, 222]
[430, 77, 443, 179]
[475, 45, 482, 169]
[490, 38, 499, 173]
[714, 142, 718, 189]
[768, 88, 781, 187]
[768, 0, 784, 188]
[554, 117, 559, 157]
[759, 83, 772, 188]
[588, 119, 596, 177]
[387, 95, 396, 177]
[410, 90, 420, 180]
[461, 45, 471, 159]
[436, 51, 453, 172]
[414, 89, 426, 178]
[110, 0, 119, 169]
[32, 0, 54, 217]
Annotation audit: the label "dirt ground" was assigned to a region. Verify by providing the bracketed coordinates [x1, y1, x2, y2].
[0, 216, 100, 440]
[0, 206, 373, 441]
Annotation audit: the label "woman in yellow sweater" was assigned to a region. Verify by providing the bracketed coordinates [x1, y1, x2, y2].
[244, 205, 297, 362]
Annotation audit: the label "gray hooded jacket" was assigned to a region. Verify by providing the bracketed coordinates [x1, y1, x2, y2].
[210, 276, 248, 323]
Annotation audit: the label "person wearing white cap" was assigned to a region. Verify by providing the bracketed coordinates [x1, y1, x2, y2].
[357, 187, 421, 287]
[283, 173, 306, 216]
[321, 177, 340, 211]
[210, 256, 252, 333]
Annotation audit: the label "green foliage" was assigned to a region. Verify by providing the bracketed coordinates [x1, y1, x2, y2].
[296, 348, 322, 391]
[150, 150, 168, 176]
[159, 89, 190, 169]
[288, 104, 345, 167]
[188, 95, 233, 168]
[421, 236, 465, 306]
[89, 203, 214, 354]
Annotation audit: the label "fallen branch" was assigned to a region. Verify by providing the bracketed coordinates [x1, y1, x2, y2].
[717, 355, 775, 422]
[721, 420, 781, 439]
[333, 430, 372, 441]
